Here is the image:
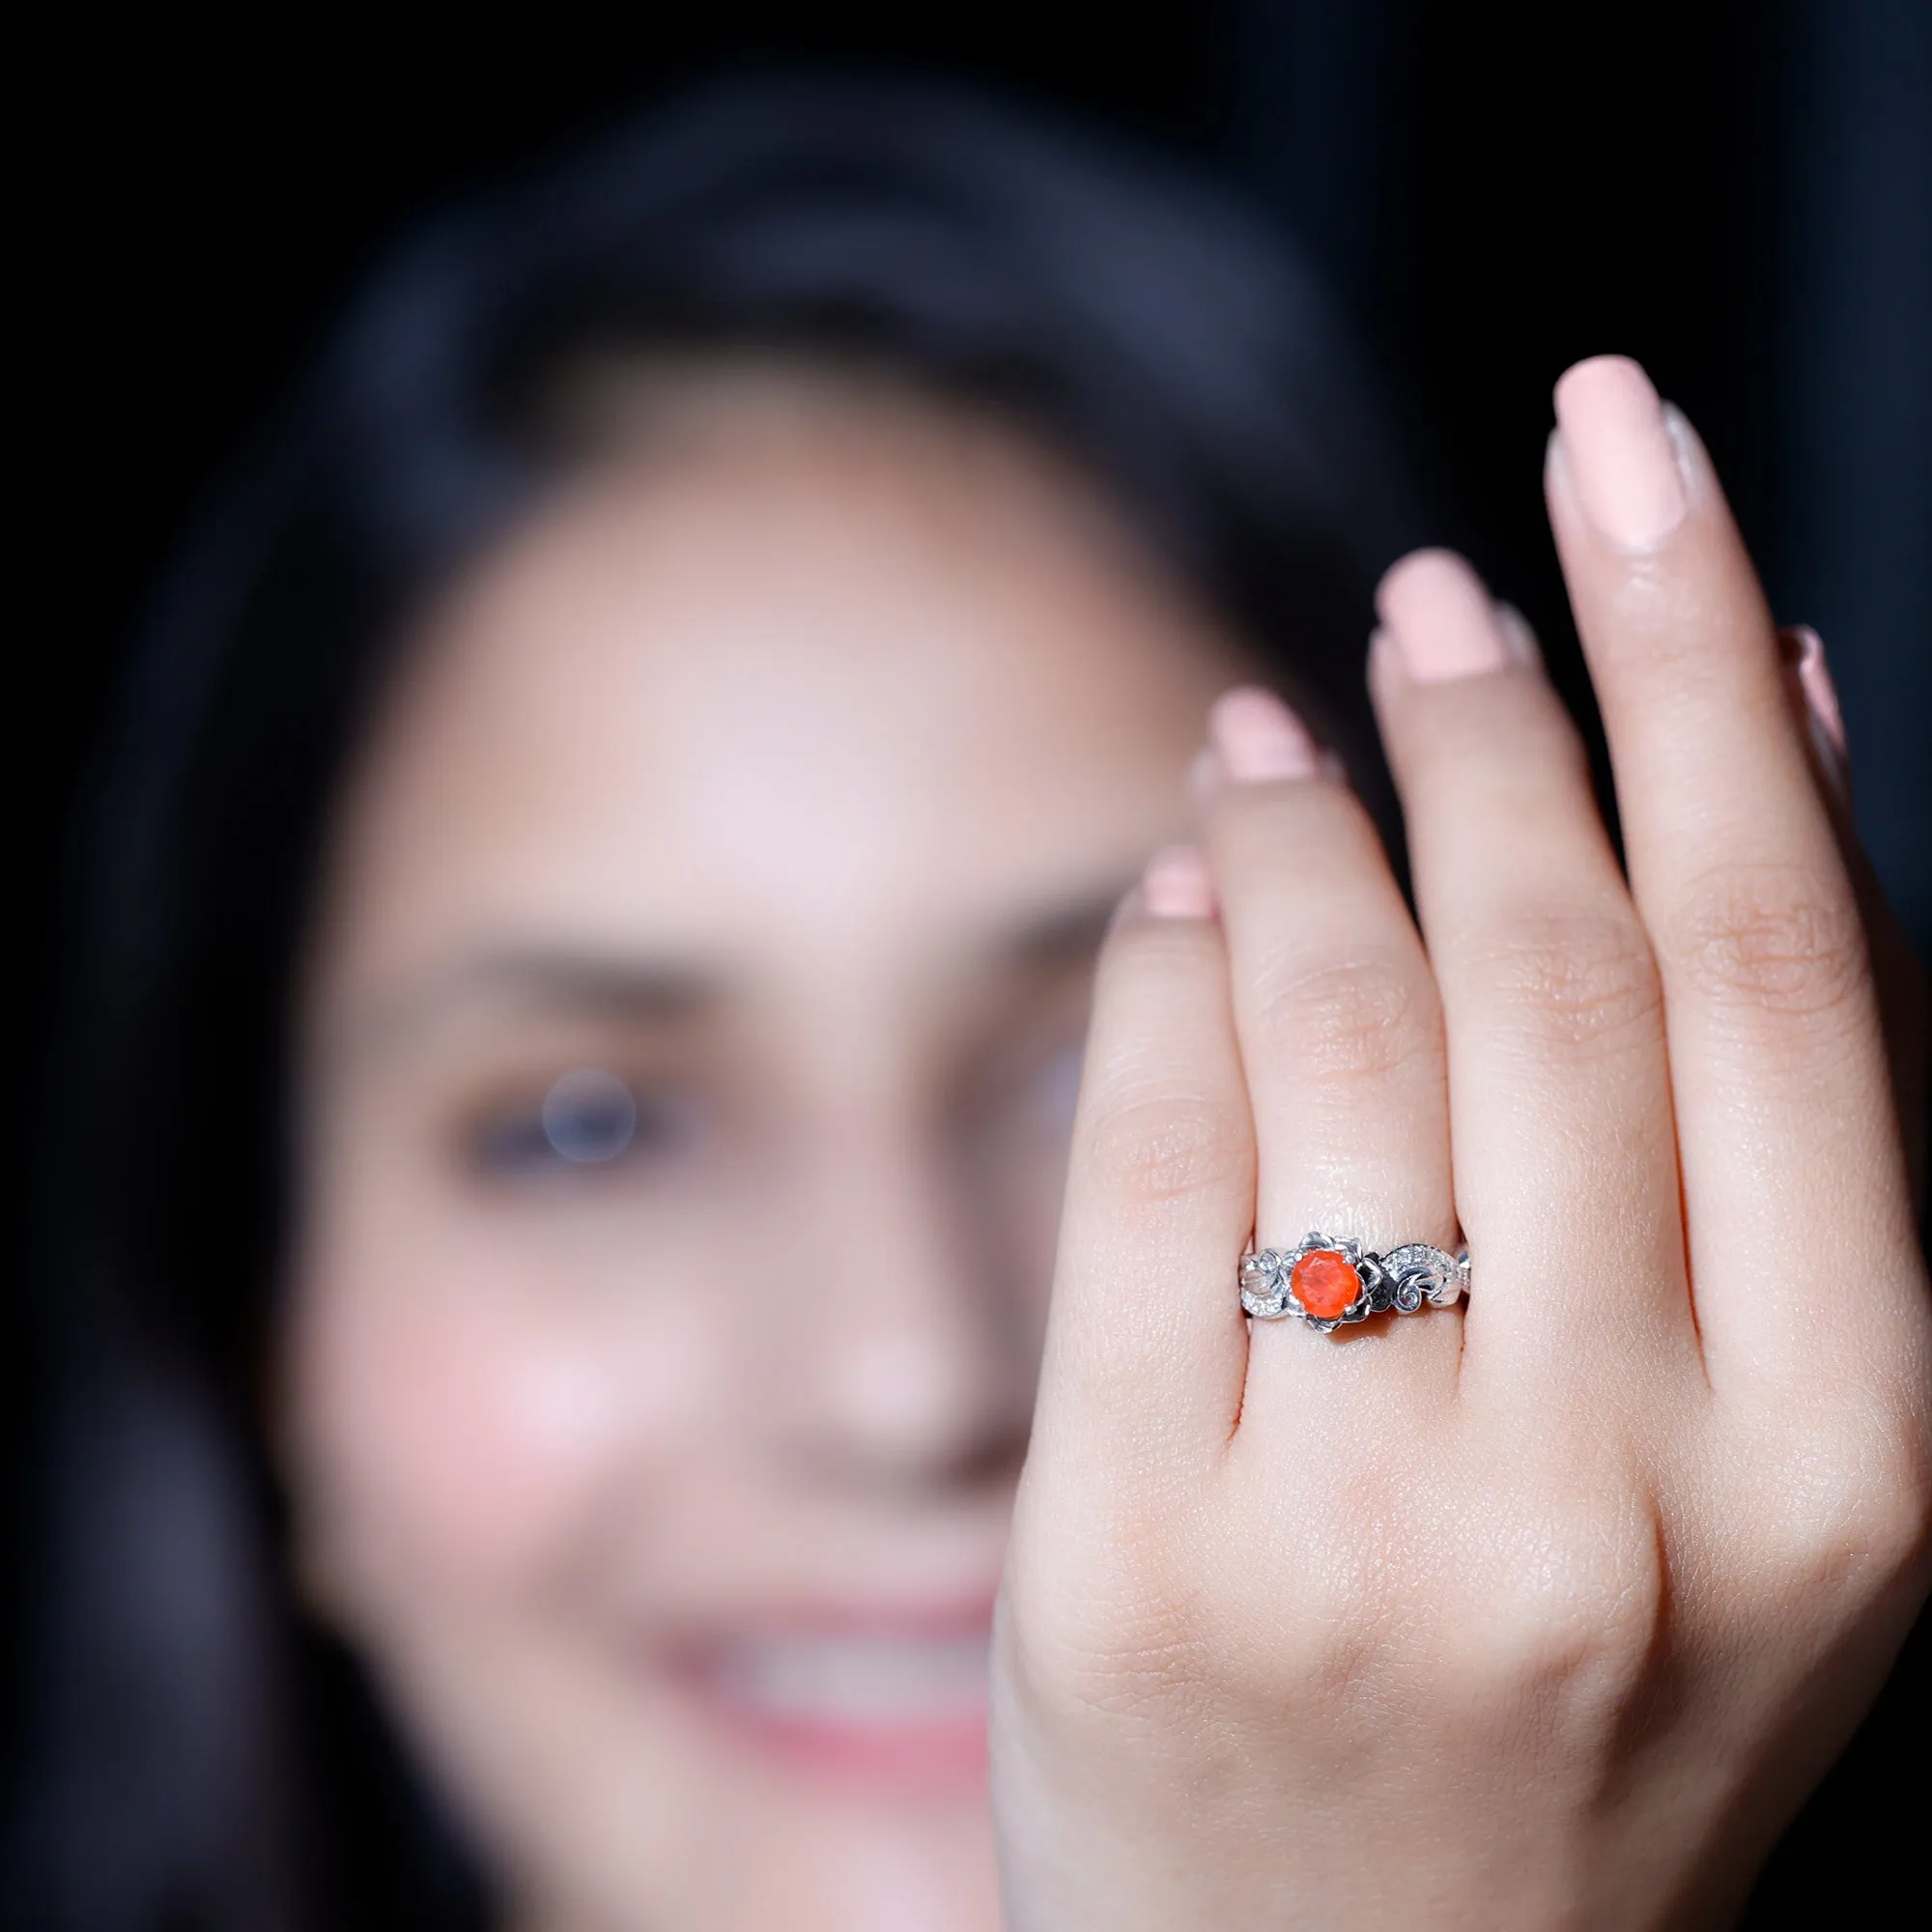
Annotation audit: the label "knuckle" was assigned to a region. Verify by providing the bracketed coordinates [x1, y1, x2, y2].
[1001, 1520, 1214, 1726]
[1252, 951, 1436, 1083]
[1079, 1088, 1248, 1208]
[1443, 1500, 1665, 1712]
[1864, 1451, 1932, 1581]
[1668, 862, 1866, 1017]
[1462, 909, 1662, 1059]
[1755, 1414, 1932, 1602]
[1841, 1467, 1932, 1588]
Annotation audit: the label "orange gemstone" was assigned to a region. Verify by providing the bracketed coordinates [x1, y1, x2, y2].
[1290, 1249, 1360, 1321]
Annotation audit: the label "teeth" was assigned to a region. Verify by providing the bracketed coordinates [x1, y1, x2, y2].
[712, 1634, 989, 1725]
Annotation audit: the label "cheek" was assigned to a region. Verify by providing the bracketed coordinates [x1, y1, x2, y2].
[284, 1233, 718, 1618]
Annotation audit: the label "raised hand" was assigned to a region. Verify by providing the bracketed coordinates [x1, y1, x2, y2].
[991, 356, 1930, 1929]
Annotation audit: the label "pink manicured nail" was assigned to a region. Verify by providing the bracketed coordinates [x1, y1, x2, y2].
[1552, 356, 1688, 550]
[1779, 626, 1849, 802]
[1496, 602, 1543, 667]
[1209, 686, 1318, 782]
[1785, 625, 1847, 759]
[1377, 549, 1510, 682]
[1141, 843, 1216, 919]
[1187, 745, 1222, 811]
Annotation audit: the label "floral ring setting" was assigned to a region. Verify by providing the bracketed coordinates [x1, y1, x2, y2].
[1239, 1233, 1469, 1332]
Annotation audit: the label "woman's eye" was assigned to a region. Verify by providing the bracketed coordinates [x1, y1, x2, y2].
[471, 1067, 698, 1179]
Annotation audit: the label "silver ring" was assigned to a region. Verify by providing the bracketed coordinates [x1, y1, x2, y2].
[1239, 1232, 1468, 1332]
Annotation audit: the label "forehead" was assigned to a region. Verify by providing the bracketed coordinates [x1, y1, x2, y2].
[311, 385, 1240, 1007]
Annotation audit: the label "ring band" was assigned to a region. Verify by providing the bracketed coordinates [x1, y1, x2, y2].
[1240, 1232, 1468, 1331]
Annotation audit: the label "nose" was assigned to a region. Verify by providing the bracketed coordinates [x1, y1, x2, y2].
[762, 1114, 1035, 1496]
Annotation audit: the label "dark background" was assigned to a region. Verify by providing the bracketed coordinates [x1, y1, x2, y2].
[10, 1, 1929, 1918]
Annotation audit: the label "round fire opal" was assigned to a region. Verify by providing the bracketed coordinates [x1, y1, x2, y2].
[1290, 1249, 1360, 1321]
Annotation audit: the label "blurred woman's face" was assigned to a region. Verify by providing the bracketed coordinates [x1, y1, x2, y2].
[285, 376, 1240, 1931]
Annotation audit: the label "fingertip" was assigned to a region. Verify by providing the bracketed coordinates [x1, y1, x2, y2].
[1374, 546, 1473, 619]
[1376, 549, 1511, 684]
[1365, 623, 1404, 703]
[1142, 843, 1217, 921]
[1188, 745, 1222, 815]
[1552, 352, 1657, 419]
[1495, 602, 1544, 668]
[1209, 685, 1319, 783]
[1550, 355, 1688, 551]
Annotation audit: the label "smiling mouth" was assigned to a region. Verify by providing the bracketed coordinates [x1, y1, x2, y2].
[674, 1625, 992, 1792]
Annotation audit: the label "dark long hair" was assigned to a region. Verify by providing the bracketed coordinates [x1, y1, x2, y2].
[6, 72, 1428, 1931]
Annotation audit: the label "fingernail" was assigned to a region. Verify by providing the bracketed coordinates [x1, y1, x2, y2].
[1376, 549, 1510, 682]
[1783, 625, 1847, 758]
[1778, 624, 1850, 801]
[1141, 843, 1216, 920]
[1209, 686, 1318, 782]
[1551, 355, 1688, 551]
[1187, 745, 1222, 811]
[1496, 602, 1543, 667]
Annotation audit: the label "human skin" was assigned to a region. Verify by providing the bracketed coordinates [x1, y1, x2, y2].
[993, 357, 1931, 1927]
[282, 373, 1242, 1931]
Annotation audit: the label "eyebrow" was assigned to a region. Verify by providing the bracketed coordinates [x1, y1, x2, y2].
[340, 882, 1132, 1058]
[343, 946, 723, 1057]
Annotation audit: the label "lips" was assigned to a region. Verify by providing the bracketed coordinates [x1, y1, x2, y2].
[672, 1619, 993, 1793]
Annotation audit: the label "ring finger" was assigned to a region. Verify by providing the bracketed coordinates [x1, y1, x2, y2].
[1203, 687, 1462, 1422]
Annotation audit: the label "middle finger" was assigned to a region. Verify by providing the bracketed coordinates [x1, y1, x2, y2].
[1369, 550, 1700, 1403]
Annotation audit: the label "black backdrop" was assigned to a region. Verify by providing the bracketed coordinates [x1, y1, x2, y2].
[11, 2, 1929, 1921]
